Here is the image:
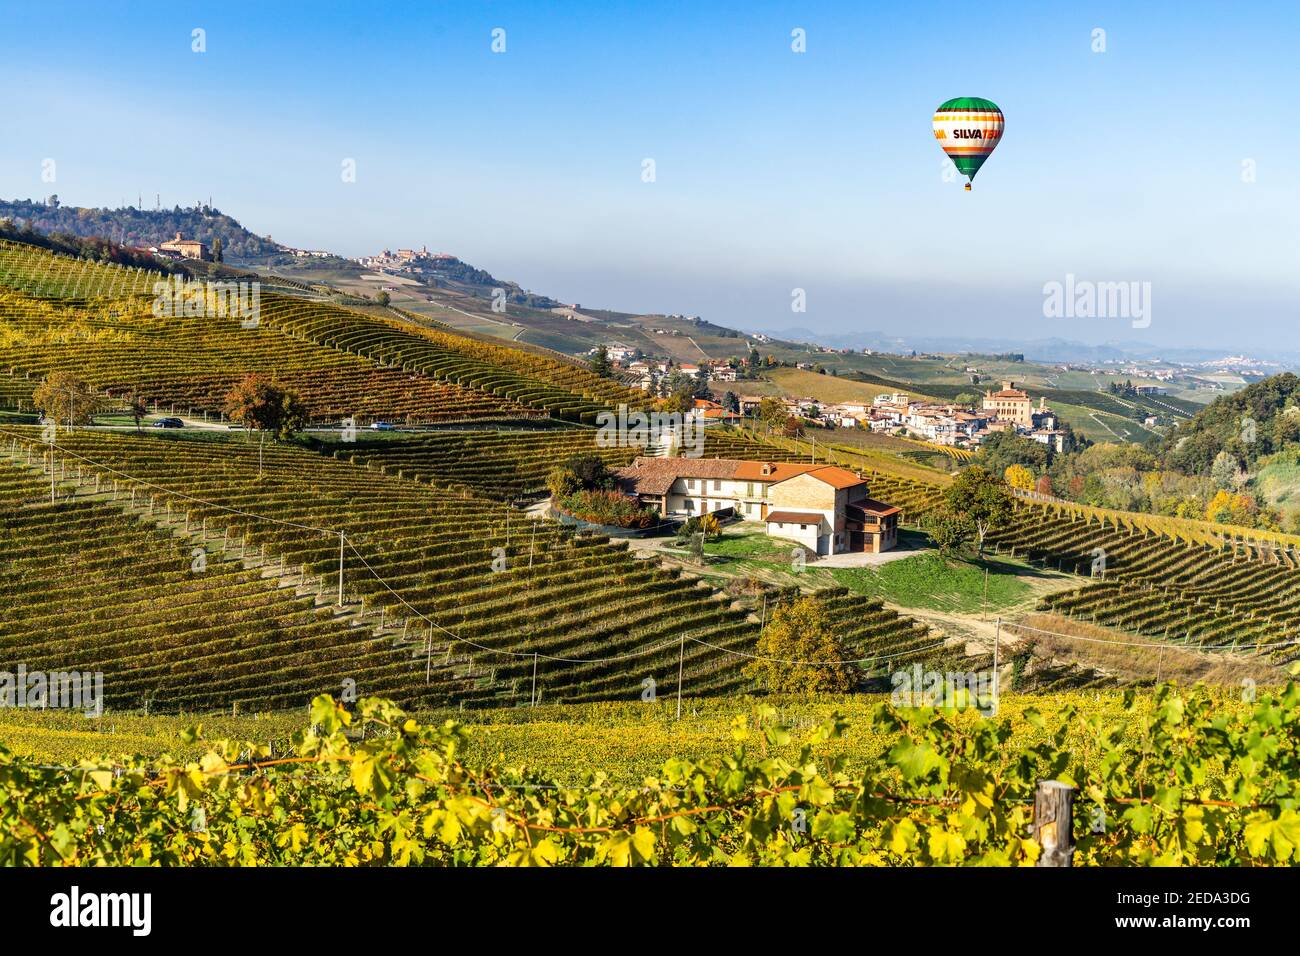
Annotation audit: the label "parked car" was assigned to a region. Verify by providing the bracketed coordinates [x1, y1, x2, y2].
[153, 417, 184, 429]
[370, 421, 395, 431]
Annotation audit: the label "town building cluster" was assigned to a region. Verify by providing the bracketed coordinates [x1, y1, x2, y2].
[732, 381, 1065, 452]
[353, 246, 458, 270]
[612, 356, 740, 392]
[596, 336, 1067, 453]
[863, 382, 1064, 452]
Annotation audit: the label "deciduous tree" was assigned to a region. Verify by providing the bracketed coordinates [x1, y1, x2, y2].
[223, 374, 308, 440]
[944, 465, 1013, 556]
[126, 392, 147, 432]
[745, 596, 859, 694]
[1003, 463, 1035, 492]
[33, 372, 100, 426]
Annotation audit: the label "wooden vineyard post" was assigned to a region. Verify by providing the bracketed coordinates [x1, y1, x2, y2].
[425, 624, 433, 685]
[531, 652, 539, 708]
[992, 617, 1001, 715]
[337, 531, 346, 608]
[676, 632, 685, 720]
[1033, 780, 1076, 867]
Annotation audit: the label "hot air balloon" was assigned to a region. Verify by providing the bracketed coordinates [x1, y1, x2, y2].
[933, 97, 1003, 191]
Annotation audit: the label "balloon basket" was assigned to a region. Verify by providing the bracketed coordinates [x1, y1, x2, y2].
[964, 183, 971, 192]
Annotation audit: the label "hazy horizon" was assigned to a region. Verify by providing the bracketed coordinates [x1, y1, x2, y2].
[3, 0, 1297, 351]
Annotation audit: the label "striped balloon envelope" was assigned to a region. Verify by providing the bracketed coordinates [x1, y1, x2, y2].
[933, 97, 1004, 190]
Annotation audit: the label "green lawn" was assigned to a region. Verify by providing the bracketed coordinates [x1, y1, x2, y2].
[830, 552, 1039, 615]
[677, 529, 1055, 617]
[700, 530, 801, 560]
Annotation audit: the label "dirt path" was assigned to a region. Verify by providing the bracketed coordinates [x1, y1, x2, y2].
[894, 606, 1031, 657]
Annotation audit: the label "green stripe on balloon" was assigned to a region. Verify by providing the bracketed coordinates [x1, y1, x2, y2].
[948, 155, 989, 178]
[937, 96, 1001, 112]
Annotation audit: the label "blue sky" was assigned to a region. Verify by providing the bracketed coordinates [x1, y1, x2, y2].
[2, 0, 1297, 351]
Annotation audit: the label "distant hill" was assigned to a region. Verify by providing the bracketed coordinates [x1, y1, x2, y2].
[0, 198, 281, 260]
[0, 197, 568, 308]
[1163, 373, 1300, 474]
[400, 255, 564, 311]
[758, 327, 1300, 369]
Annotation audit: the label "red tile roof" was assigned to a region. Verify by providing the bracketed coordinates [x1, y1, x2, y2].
[800, 465, 867, 490]
[615, 459, 872, 496]
[613, 457, 739, 495]
[858, 497, 902, 517]
[764, 510, 823, 524]
[731, 461, 820, 482]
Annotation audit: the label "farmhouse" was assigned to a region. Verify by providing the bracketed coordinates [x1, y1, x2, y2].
[692, 397, 739, 422]
[615, 458, 900, 555]
[158, 232, 209, 261]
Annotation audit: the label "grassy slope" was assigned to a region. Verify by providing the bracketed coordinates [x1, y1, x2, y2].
[1253, 458, 1300, 524]
[764, 367, 944, 404]
[829, 552, 1040, 615]
[666, 531, 1069, 616]
[1050, 398, 1162, 443]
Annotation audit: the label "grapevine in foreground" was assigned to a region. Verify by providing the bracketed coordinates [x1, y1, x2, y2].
[4, 679, 1300, 866]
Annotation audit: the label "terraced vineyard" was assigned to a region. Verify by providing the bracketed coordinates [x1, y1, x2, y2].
[986, 504, 1300, 661]
[0, 369, 37, 411]
[334, 428, 643, 499]
[796, 587, 1107, 692]
[336, 425, 949, 513]
[0, 238, 648, 424]
[811, 588, 951, 668]
[0, 428, 739, 707]
[0, 427, 969, 711]
[0, 450, 445, 711]
[0, 287, 536, 424]
[331, 427, 807, 500]
[8, 234, 1276, 709]
[254, 295, 649, 423]
[0, 239, 165, 298]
